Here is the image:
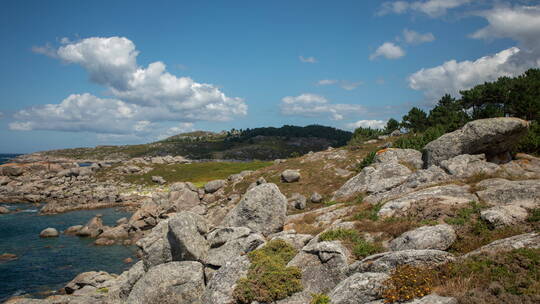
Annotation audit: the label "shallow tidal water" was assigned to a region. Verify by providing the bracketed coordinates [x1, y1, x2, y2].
[0, 204, 136, 301]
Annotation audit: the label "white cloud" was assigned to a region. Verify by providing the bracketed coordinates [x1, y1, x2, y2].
[280, 93, 366, 121]
[15, 36, 247, 136]
[408, 5, 540, 100]
[317, 79, 338, 86]
[346, 120, 387, 130]
[402, 29, 435, 44]
[299, 56, 317, 63]
[378, 0, 471, 18]
[340, 81, 364, 91]
[370, 42, 405, 60]
[157, 123, 195, 140]
[31, 43, 58, 58]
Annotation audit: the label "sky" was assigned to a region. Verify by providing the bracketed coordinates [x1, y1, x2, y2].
[1, 0, 539, 153]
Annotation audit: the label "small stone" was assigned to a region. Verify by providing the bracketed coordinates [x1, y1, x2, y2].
[310, 192, 323, 203]
[281, 169, 301, 183]
[124, 257, 134, 264]
[151, 176, 166, 185]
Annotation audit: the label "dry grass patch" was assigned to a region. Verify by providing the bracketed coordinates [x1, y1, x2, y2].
[287, 213, 325, 235]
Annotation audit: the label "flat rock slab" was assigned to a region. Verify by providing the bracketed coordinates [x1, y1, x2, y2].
[463, 232, 540, 258]
[349, 249, 455, 274]
[329, 272, 389, 304]
[475, 178, 540, 208]
[389, 224, 456, 251]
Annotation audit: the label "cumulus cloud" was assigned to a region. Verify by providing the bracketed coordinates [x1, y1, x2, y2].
[370, 42, 405, 60]
[408, 4, 540, 100]
[157, 123, 195, 140]
[346, 120, 387, 130]
[316, 79, 363, 90]
[280, 93, 366, 121]
[15, 36, 247, 136]
[378, 0, 471, 18]
[299, 56, 317, 63]
[402, 29, 435, 44]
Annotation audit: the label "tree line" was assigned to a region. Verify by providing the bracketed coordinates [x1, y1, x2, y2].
[349, 68, 540, 154]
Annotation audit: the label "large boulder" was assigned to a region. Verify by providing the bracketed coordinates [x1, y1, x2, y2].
[423, 117, 529, 167]
[0, 206, 10, 214]
[0, 165, 24, 176]
[202, 255, 251, 304]
[206, 227, 265, 268]
[475, 178, 540, 208]
[480, 205, 529, 227]
[463, 232, 540, 258]
[137, 220, 173, 270]
[39, 227, 59, 238]
[374, 148, 423, 169]
[287, 241, 350, 294]
[333, 163, 412, 201]
[281, 169, 301, 183]
[349, 249, 455, 274]
[76, 215, 105, 238]
[389, 224, 456, 251]
[167, 212, 209, 263]
[222, 183, 287, 236]
[64, 271, 116, 294]
[168, 182, 201, 212]
[328, 272, 389, 304]
[204, 180, 226, 194]
[105, 261, 145, 302]
[378, 184, 477, 218]
[127, 261, 205, 304]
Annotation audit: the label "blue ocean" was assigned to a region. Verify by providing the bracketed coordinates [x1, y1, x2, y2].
[0, 154, 136, 301]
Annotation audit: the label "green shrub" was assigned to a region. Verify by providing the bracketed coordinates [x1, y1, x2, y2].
[394, 125, 446, 151]
[310, 293, 331, 304]
[382, 265, 434, 303]
[233, 240, 303, 304]
[356, 151, 376, 171]
[348, 127, 384, 146]
[527, 208, 540, 223]
[353, 203, 382, 221]
[517, 121, 540, 155]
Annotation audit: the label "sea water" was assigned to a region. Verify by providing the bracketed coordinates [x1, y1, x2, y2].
[0, 204, 135, 301]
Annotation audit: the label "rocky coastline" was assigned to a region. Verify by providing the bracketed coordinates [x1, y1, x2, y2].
[2, 117, 540, 304]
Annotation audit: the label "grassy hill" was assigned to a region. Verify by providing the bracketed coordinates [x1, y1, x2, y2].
[38, 125, 353, 160]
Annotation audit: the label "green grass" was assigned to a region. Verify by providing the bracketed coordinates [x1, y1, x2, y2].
[353, 203, 383, 221]
[319, 228, 383, 259]
[311, 293, 331, 304]
[233, 240, 303, 304]
[444, 201, 486, 226]
[122, 161, 272, 186]
[527, 208, 540, 223]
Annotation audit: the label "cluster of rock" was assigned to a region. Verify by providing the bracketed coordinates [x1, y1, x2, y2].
[6, 117, 540, 304]
[0, 161, 139, 214]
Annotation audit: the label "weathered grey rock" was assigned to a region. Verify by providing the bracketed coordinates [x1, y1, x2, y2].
[64, 271, 116, 294]
[167, 212, 209, 263]
[374, 148, 423, 169]
[310, 192, 323, 203]
[389, 224, 456, 251]
[349, 250, 455, 274]
[289, 193, 307, 210]
[123, 165, 141, 174]
[168, 182, 201, 212]
[136, 220, 173, 270]
[222, 183, 287, 236]
[77, 215, 105, 238]
[202, 255, 251, 304]
[127, 261, 204, 304]
[440, 154, 500, 178]
[378, 184, 477, 218]
[39, 227, 59, 238]
[281, 169, 301, 183]
[333, 163, 412, 201]
[408, 295, 458, 304]
[288, 241, 349, 294]
[105, 261, 145, 302]
[116, 217, 128, 225]
[151, 175, 166, 185]
[0, 206, 10, 214]
[99, 225, 128, 240]
[0, 176, 10, 185]
[329, 272, 389, 304]
[206, 227, 264, 267]
[204, 179, 226, 194]
[481, 205, 529, 227]
[463, 232, 540, 258]
[475, 178, 540, 208]
[270, 231, 313, 250]
[423, 117, 529, 167]
[0, 166, 24, 176]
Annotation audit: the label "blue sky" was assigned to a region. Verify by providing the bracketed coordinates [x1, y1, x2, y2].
[1, 0, 539, 153]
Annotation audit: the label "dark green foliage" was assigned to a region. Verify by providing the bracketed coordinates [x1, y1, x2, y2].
[348, 127, 384, 146]
[517, 121, 540, 155]
[229, 125, 353, 146]
[233, 240, 303, 304]
[393, 125, 446, 151]
[428, 94, 470, 132]
[384, 118, 400, 134]
[311, 293, 331, 304]
[402, 107, 429, 133]
[527, 208, 540, 223]
[356, 151, 376, 171]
